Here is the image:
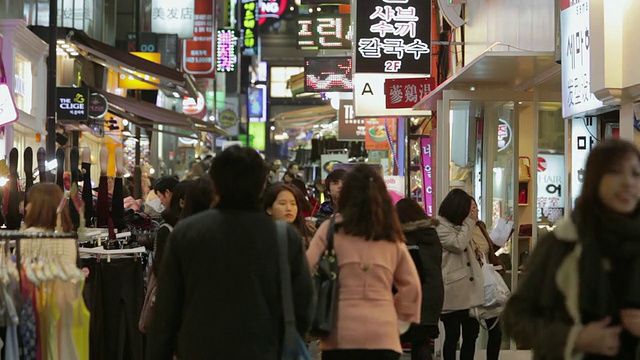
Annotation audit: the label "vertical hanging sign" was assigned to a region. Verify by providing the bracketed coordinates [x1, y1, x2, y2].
[354, 0, 431, 74]
[183, 0, 216, 77]
[241, 0, 258, 56]
[420, 136, 433, 216]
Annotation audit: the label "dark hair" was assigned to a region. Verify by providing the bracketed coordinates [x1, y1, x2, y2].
[263, 183, 311, 242]
[153, 175, 179, 194]
[180, 177, 214, 220]
[396, 198, 431, 224]
[325, 168, 346, 186]
[288, 162, 299, 170]
[576, 138, 640, 217]
[291, 178, 311, 213]
[162, 180, 192, 226]
[283, 171, 296, 182]
[338, 165, 404, 242]
[209, 146, 268, 210]
[438, 188, 472, 226]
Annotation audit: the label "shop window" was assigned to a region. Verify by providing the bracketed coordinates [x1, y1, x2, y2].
[13, 54, 33, 115]
[269, 66, 303, 98]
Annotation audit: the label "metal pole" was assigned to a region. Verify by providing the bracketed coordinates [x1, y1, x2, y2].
[46, 0, 58, 168]
[133, 0, 142, 199]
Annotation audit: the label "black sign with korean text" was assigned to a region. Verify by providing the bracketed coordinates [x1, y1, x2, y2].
[355, 0, 431, 74]
[296, 14, 353, 50]
[57, 87, 89, 121]
[241, 0, 258, 56]
[304, 57, 353, 92]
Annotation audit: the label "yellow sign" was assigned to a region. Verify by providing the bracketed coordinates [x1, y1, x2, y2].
[117, 52, 161, 90]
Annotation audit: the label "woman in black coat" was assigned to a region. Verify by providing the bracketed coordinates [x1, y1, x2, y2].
[396, 199, 445, 360]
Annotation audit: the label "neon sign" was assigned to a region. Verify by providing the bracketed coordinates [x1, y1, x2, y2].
[216, 29, 238, 72]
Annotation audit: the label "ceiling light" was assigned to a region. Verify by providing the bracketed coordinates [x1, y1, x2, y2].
[56, 40, 65, 44]
[469, 86, 476, 91]
[316, 7, 321, 11]
[61, 44, 70, 48]
[122, 119, 129, 126]
[70, 52, 79, 56]
[123, 130, 132, 136]
[270, 126, 276, 131]
[65, 47, 75, 52]
[290, 6, 294, 11]
[308, 8, 313, 13]
[172, 92, 180, 98]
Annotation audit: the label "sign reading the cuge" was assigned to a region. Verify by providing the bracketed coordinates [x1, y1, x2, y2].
[57, 87, 89, 121]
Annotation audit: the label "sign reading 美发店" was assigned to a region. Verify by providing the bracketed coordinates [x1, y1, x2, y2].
[57, 87, 89, 121]
[355, 0, 431, 74]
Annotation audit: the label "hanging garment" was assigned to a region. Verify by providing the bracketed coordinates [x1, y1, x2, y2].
[71, 282, 90, 360]
[2, 286, 19, 360]
[57, 280, 80, 360]
[19, 294, 38, 360]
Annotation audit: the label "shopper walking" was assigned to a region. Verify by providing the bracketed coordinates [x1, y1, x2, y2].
[396, 198, 444, 360]
[264, 182, 314, 248]
[146, 146, 314, 360]
[315, 168, 346, 226]
[435, 188, 484, 360]
[503, 138, 640, 359]
[469, 198, 503, 360]
[307, 164, 421, 360]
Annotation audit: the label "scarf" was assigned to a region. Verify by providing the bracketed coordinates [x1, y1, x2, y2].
[578, 208, 640, 319]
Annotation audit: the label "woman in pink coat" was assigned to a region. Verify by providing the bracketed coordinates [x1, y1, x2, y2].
[306, 165, 422, 360]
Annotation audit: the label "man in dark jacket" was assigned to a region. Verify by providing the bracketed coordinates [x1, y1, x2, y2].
[146, 146, 314, 360]
[315, 168, 346, 226]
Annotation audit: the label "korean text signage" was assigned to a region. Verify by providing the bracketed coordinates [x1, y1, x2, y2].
[183, 0, 215, 77]
[385, 77, 436, 108]
[57, 87, 88, 121]
[537, 154, 565, 223]
[0, 83, 19, 126]
[304, 57, 353, 92]
[216, 29, 238, 72]
[241, 0, 258, 56]
[88, 93, 108, 119]
[297, 15, 353, 50]
[118, 52, 161, 89]
[353, 73, 433, 117]
[420, 136, 433, 216]
[365, 118, 396, 150]
[151, 0, 195, 39]
[355, 0, 431, 74]
[338, 100, 366, 141]
[561, 0, 602, 118]
[571, 117, 597, 207]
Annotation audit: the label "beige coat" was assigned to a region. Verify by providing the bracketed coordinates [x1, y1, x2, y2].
[435, 216, 484, 313]
[306, 217, 421, 353]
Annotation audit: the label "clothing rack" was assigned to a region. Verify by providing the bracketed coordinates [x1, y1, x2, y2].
[0, 230, 79, 289]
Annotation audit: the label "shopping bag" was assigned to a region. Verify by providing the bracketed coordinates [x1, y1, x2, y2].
[489, 218, 514, 247]
[470, 255, 511, 322]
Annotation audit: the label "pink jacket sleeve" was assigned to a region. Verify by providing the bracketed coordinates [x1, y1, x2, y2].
[394, 243, 422, 323]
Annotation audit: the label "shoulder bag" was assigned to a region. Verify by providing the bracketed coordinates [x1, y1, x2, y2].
[276, 221, 312, 360]
[310, 216, 338, 337]
[469, 254, 511, 328]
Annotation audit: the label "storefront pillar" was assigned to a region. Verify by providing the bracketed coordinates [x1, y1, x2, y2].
[619, 102, 634, 142]
[0, 0, 23, 20]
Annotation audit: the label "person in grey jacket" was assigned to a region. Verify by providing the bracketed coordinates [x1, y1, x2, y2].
[435, 189, 484, 360]
[396, 198, 444, 360]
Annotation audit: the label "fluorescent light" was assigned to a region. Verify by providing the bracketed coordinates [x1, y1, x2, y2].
[123, 130, 132, 136]
[46, 159, 58, 171]
[70, 52, 79, 56]
[172, 92, 180, 98]
[56, 40, 65, 44]
[61, 44, 70, 48]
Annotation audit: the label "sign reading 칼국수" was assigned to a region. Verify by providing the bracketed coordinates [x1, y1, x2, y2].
[355, 0, 431, 74]
[560, 0, 603, 118]
[151, 0, 195, 39]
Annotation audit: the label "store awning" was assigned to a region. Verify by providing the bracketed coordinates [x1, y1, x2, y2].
[272, 105, 337, 129]
[96, 90, 227, 136]
[413, 44, 560, 111]
[68, 30, 198, 99]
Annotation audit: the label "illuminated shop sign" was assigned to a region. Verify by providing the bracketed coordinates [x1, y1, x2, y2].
[241, 0, 258, 56]
[258, 0, 289, 26]
[183, 0, 215, 77]
[216, 29, 238, 72]
[57, 87, 89, 121]
[118, 52, 161, 89]
[355, 0, 432, 74]
[384, 77, 436, 108]
[151, 0, 196, 38]
[304, 57, 353, 92]
[297, 14, 352, 50]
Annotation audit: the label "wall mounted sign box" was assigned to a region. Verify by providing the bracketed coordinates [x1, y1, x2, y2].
[354, 0, 431, 74]
[0, 83, 19, 126]
[183, 0, 216, 77]
[296, 14, 352, 50]
[304, 57, 353, 92]
[384, 77, 436, 108]
[57, 87, 89, 121]
[88, 93, 108, 119]
[216, 29, 238, 72]
[258, 0, 290, 26]
[241, 0, 258, 56]
[151, 0, 196, 39]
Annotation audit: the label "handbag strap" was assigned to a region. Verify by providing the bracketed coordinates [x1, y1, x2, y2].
[326, 216, 336, 251]
[276, 221, 297, 353]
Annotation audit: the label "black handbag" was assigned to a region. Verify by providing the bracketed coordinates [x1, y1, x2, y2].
[310, 217, 338, 337]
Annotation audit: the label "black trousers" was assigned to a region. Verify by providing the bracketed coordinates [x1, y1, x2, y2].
[485, 317, 502, 360]
[322, 349, 401, 360]
[410, 324, 437, 360]
[441, 310, 480, 360]
[82, 258, 144, 360]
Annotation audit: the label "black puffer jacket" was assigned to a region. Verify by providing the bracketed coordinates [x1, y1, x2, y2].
[402, 219, 444, 325]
